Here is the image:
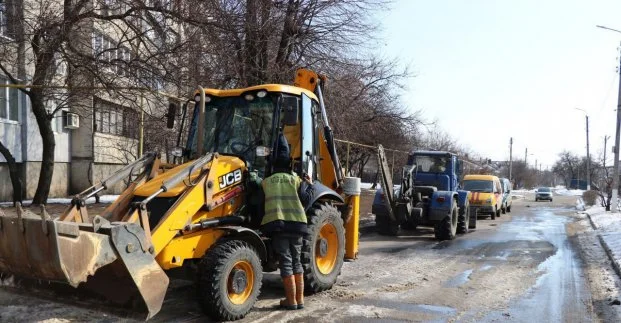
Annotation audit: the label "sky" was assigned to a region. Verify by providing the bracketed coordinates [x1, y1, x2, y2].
[378, 0, 621, 170]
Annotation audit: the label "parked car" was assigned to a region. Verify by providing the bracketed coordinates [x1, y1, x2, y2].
[462, 174, 502, 220]
[500, 178, 513, 213]
[535, 187, 553, 202]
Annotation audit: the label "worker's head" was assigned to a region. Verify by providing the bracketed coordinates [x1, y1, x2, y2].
[273, 133, 291, 171]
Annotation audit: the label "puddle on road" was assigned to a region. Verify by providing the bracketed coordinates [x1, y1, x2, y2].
[377, 245, 412, 254]
[443, 269, 473, 288]
[479, 264, 494, 271]
[351, 298, 457, 321]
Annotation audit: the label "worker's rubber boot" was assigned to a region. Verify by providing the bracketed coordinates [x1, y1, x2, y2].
[279, 275, 297, 310]
[294, 273, 304, 309]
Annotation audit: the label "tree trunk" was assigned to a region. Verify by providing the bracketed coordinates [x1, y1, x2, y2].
[30, 93, 55, 205]
[0, 140, 22, 206]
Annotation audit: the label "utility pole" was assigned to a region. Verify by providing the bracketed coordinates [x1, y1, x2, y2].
[509, 137, 513, 181]
[586, 115, 591, 190]
[605, 135, 611, 211]
[525, 147, 528, 166]
[605, 136, 610, 170]
[613, 44, 621, 211]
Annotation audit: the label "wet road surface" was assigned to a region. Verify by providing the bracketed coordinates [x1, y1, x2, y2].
[244, 195, 592, 322]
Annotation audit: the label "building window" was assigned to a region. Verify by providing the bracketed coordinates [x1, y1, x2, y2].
[0, 77, 19, 122]
[92, 31, 133, 76]
[0, 0, 8, 38]
[94, 98, 138, 139]
[46, 100, 68, 133]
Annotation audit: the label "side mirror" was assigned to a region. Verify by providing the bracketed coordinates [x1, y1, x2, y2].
[166, 103, 177, 129]
[282, 97, 299, 126]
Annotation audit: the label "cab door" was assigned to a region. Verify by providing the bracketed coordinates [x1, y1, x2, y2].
[300, 94, 317, 179]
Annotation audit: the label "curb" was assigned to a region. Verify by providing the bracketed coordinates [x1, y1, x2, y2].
[584, 211, 598, 230]
[599, 234, 621, 280]
[584, 210, 621, 280]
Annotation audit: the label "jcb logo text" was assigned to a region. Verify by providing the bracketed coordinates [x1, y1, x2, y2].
[218, 169, 242, 189]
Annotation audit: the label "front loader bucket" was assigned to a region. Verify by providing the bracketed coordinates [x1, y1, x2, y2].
[0, 210, 169, 320]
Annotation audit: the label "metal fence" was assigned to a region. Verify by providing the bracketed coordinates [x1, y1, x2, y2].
[334, 139, 409, 184]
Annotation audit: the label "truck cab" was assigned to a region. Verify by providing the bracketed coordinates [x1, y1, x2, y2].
[373, 148, 475, 240]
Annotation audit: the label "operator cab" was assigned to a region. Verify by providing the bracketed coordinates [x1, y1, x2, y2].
[182, 85, 323, 182]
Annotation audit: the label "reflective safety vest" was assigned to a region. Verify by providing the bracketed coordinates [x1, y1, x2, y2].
[261, 172, 307, 226]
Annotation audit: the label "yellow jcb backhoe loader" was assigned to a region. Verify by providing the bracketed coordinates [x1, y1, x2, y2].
[0, 69, 361, 321]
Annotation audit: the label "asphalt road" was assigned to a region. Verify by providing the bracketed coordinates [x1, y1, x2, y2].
[161, 193, 596, 322]
[0, 193, 612, 322]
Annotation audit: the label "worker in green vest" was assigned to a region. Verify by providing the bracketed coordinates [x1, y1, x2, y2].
[261, 133, 311, 310]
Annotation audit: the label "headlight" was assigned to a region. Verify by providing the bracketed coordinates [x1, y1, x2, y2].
[485, 198, 492, 203]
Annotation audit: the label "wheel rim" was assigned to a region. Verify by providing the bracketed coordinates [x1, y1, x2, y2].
[227, 260, 254, 305]
[316, 223, 338, 275]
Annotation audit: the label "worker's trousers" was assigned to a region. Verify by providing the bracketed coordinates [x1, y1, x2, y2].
[273, 232, 304, 277]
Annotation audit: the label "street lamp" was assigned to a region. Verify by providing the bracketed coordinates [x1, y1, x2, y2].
[575, 107, 591, 190]
[596, 24, 621, 210]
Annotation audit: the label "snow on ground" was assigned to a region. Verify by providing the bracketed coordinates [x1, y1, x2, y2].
[0, 195, 120, 206]
[555, 188, 585, 196]
[585, 206, 621, 233]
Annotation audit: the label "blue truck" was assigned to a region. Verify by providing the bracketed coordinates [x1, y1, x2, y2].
[373, 146, 475, 240]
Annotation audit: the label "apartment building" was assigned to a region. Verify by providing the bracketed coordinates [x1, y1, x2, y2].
[0, 0, 179, 201]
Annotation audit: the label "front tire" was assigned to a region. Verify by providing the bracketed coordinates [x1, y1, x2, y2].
[468, 207, 477, 229]
[501, 204, 506, 214]
[434, 203, 458, 240]
[490, 208, 496, 220]
[507, 204, 512, 212]
[302, 203, 345, 293]
[457, 202, 469, 234]
[197, 240, 263, 321]
[375, 213, 400, 236]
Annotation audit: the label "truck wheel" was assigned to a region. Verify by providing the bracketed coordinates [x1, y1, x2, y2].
[457, 201, 470, 234]
[375, 213, 400, 236]
[490, 208, 496, 220]
[434, 203, 457, 241]
[302, 203, 345, 293]
[468, 207, 477, 229]
[197, 240, 263, 321]
[501, 204, 506, 214]
[507, 204, 512, 212]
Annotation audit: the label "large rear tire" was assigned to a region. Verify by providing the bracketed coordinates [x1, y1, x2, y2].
[302, 203, 345, 293]
[434, 203, 458, 241]
[375, 213, 400, 236]
[197, 240, 262, 321]
[457, 201, 469, 234]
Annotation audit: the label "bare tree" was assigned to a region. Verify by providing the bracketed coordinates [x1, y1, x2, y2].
[0, 0, 202, 204]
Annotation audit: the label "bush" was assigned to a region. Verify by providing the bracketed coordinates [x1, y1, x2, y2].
[582, 190, 599, 206]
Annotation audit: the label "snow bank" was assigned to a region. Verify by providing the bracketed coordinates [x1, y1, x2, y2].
[554, 188, 584, 196]
[360, 182, 377, 190]
[585, 206, 621, 233]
